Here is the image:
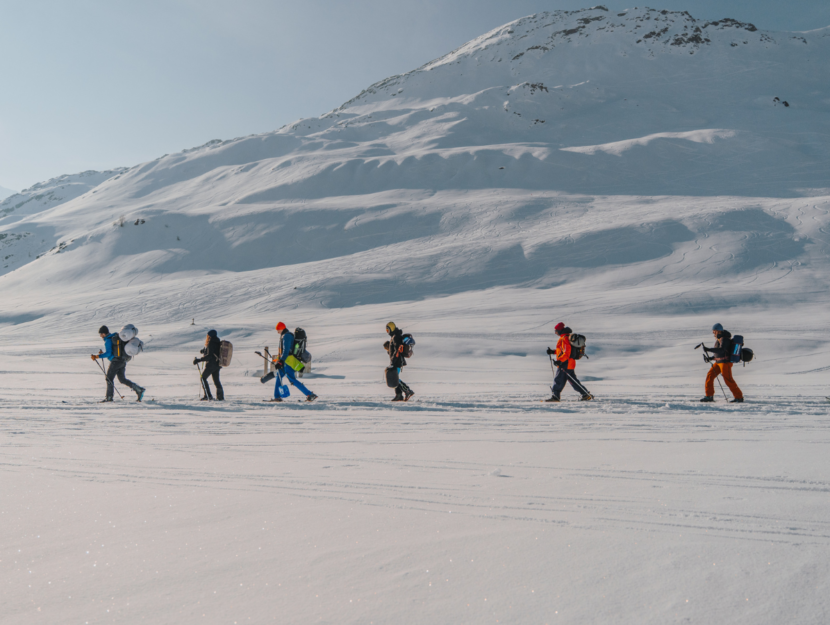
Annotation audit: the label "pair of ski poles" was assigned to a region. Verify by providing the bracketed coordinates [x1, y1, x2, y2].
[254, 348, 280, 383]
[694, 343, 729, 401]
[194, 360, 211, 399]
[548, 355, 591, 396]
[92, 357, 125, 399]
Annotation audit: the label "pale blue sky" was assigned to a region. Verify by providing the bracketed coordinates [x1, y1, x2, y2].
[1, 0, 827, 190]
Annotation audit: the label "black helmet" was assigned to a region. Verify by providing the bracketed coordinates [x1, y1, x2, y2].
[207, 329, 218, 338]
[98, 325, 109, 335]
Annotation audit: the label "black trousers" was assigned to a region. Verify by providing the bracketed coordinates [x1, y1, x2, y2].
[552, 367, 588, 398]
[395, 380, 412, 398]
[106, 359, 136, 399]
[201, 362, 224, 399]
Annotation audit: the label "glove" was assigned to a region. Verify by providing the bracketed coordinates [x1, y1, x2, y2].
[193, 357, 200, 366]
[275, 361, 284, 370]
[554, 360, 562, 367]
[200, 347, 207, 355]
[546, 347, 554, 355]
[91, 354, 98, 361]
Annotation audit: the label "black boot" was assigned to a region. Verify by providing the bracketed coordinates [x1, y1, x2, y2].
[544, 395, 560, 403]
[730, 397, 744, 403]
[392, 395, 404, 402]
[700, 396, 714, 402]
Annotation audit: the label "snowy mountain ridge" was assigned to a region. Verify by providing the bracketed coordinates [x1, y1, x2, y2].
[339, 6, 782, 109]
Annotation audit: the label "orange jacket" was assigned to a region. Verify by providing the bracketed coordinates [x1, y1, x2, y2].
[555, 334, 575, 370]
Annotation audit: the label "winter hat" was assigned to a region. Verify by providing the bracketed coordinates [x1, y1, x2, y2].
[554, 322, 566, 334]
[563, 327, 573, 335]
[712, 323, 724, 332]
[207, 329, 218, 338]
[276, 322, 287, 332]
[98, 325, 109, 335]
[386, 321, 396, 333]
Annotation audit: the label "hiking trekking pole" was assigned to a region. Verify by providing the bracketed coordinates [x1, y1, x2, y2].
[549, 354, 592, 397]
[564, 369, 592, 397]
[93, 358, 124, 399]
[195, 361, 208, 398]
[696, 344, 728, 401]
[254, 351, 276, 383]
[715, 374, 729, 401]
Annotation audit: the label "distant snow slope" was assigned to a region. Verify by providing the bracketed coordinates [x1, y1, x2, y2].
[0, 6, 827, 387]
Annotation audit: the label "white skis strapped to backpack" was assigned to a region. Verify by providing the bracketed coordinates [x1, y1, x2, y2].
[119, 324, 144, 357]
[219, 340, 233, 367]
[125, 337, 144, 357]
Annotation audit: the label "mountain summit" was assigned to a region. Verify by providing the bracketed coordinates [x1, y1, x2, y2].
[0, 6, 828, 335]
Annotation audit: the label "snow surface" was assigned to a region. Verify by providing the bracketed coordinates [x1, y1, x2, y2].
[1, 6, 829, 624]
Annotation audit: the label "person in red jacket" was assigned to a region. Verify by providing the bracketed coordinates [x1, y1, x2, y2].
[545, 322, 592, 402]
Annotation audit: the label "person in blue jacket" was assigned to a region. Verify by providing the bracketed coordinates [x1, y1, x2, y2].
[91, 325, 146, 402]
[265, 322, 317, 403]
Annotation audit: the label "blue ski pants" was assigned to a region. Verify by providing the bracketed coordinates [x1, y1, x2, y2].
[274, 365, 313, 398]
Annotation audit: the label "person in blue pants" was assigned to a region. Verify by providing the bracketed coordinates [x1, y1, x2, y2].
[267, 322, 317, 403]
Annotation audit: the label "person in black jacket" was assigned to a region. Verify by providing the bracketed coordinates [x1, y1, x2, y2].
[700, 323, 743, 403]
[194, 329, 224, 401]
[386, 322, 414, 402]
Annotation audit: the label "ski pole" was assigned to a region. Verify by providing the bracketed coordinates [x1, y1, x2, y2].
[195, 361, 207, 398]
[713, 367, 729, 401]
[94, 358, 124, 399]
[564, 369, 592, 397]
[254, 351, 277, 384]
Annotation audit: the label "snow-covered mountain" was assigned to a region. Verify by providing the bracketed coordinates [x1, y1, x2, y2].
[4, 10, 830, 623]
[0, 6, 828, 382]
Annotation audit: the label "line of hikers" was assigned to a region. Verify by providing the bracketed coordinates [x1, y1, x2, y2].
[90, 320, 750, 404]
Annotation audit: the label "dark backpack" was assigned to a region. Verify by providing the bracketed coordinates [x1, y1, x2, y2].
[401, 334, 415, 358]
[730, 334, 754, 365]
[111, 334, 130, 361]
[293, 327, 308, 358]
[569, 334, 587, 360]
[729, 334, 744, 363]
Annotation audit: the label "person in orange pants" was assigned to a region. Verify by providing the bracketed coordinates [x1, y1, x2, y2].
[701, 323, 743, 403]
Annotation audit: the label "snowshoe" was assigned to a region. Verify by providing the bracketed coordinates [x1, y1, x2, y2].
[544, 395, 560, 403]
[729, 397, 744, 403]
[403, 389, 414, 402]
[200, 396, 211, 401]
[700, 396, 715, 402]
[306, 394, 318, 402]
[265, 397, 282, 402]
[99, 398, 113, 403]
[136, 387, 146, 402]
[580, 394, 593, 401]
[391, 395, 405, 402]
